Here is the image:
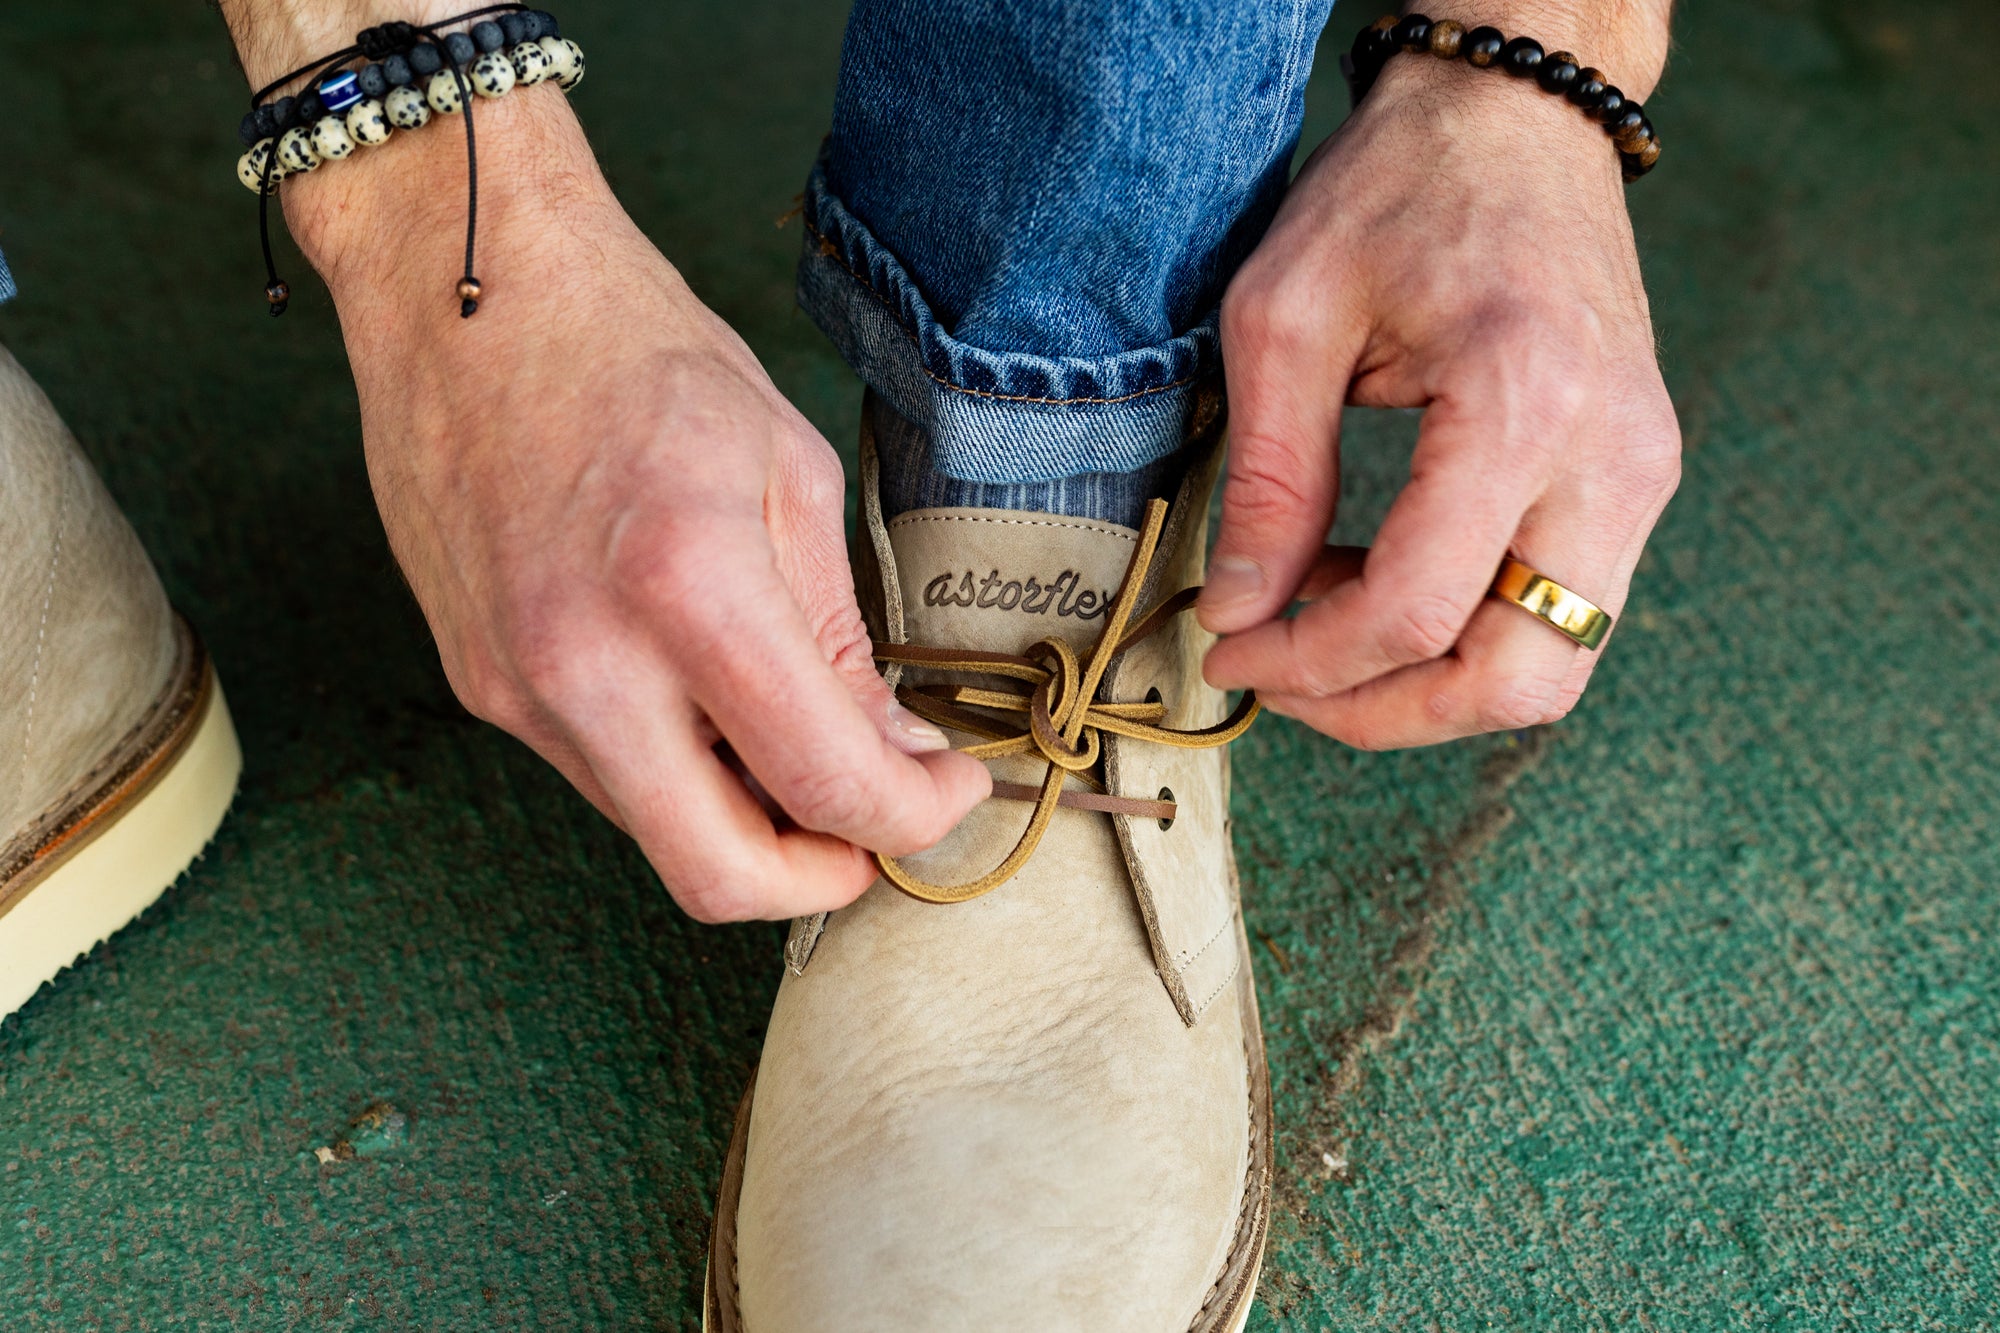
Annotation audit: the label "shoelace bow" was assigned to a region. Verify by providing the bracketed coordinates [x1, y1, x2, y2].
[871, 498, 1259, 904]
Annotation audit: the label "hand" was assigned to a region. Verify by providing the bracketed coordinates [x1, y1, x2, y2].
[1199, 29, 1680, 749]
[282, 90, 988, 921]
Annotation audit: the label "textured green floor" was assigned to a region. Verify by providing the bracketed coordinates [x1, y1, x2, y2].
[3, 0, 1996, 1328]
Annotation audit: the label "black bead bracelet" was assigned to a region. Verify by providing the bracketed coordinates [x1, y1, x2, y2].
[1343, 13, 1662, 182]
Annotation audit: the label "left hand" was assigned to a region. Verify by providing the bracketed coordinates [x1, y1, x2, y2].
[1198, 39, 1681, 749]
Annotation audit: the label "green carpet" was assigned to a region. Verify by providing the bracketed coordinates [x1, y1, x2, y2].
[3, 0, 1995, 1327]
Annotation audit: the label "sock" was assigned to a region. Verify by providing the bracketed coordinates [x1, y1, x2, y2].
[868, 393, 1190, 529]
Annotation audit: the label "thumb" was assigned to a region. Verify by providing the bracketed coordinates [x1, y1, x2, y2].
[1199, 289, 1356, 635]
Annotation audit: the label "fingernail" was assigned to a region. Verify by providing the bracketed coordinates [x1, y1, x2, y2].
[1202, 556, 1265, 612]
[885, 700, 949, 754]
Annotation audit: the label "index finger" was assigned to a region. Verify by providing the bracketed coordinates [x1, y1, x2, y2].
[1205, 339, 1592, 697]
[642, 512, 990, 855]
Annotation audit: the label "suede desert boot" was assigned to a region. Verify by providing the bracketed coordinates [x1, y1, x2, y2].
[707, 389, 1271, 1333]
[0, 344, 240, 1019]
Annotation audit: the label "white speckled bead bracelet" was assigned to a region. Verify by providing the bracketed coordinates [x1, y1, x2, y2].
[238, 7, 580, 319]
[234, 24, 583, 194]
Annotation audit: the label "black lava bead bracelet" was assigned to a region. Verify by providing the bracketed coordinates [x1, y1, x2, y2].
[1344, 13, 1661, 182]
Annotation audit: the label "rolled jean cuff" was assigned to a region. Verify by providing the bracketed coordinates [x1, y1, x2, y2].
[796, 159, 1217, 485]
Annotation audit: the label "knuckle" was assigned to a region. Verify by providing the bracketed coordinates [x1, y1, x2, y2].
[1223, 441, 1318, 527]
[670, 871, 755, 924]
[1623, 430, 1683, 497]
[780, 763, 877, 836]
[1477, 678, 1565, 733]
[1222, 276, 1315, 360]
[449, 651, 527, 730]
[1381, 591, 1467, 664]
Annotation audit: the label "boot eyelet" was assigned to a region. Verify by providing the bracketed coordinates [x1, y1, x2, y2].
[1157, 787, 1175, 831]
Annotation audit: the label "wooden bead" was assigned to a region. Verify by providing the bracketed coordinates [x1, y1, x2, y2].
[1635, 133, 1661, 168]
[1391, 14, 1432, 50]
[1536, 51, 1580, 93]
[1462, 26, 1504, 67]
[1567, 67, 1609, 107]
[1369, 13, 1398, 33]
[1499, 36, 1544, 76]
[469, 50, 516, 98]
[310, 114, 356, 161]
[1427, 19, 1464, 58]
[385, 85, 430, 130]
[425, 69, 465, 115]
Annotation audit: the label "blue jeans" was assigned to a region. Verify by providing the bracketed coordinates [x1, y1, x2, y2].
[802, 0, 1337, 505]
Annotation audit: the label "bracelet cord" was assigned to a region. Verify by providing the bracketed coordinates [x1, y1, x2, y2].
[249, 3, 531, 318]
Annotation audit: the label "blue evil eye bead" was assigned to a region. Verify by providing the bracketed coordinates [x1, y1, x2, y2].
[471, 20, 505, 53]
[310, 114, 356, 161]
[356, 62, 389, 97]
[425, 68, 465, 115]
[277, 126, 321, 173]
[345, 97, 392, 146]
[318, 70, 363, 114]
[556, 39, 584, 90]
[409, 42, 443, 76]
[469, 51, 516, 98]
[510, 40, 552, 85]
[500, 13, 530, 45]
[445, 31, 476, 66]
[236, 138, 281, 193]
[382, 53, 414, 87]
[384, 85, 431, 129]
[538, 35, 577, 86]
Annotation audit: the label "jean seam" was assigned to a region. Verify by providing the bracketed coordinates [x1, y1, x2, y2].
[806, 220, 1203, 408]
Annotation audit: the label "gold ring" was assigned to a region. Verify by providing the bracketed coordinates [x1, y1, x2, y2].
[1491, 558, 1612, 650]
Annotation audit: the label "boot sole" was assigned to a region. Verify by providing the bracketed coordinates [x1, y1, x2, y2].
[0, 616, 241, 1020]
[701, 915, 1273, 1333]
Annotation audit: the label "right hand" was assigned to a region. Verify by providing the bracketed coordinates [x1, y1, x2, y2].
[284, 88, 989, 921]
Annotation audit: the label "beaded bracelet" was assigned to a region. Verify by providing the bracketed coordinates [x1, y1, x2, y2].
[234, 5, 584, 318]
[1343, 13, 1661, 182]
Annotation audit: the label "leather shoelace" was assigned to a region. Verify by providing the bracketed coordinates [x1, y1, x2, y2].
[872, 498, 1259, 904]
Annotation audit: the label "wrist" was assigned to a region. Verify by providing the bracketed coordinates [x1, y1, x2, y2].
[279, 85, 634, 333]
[1395, 1, 1670, 98]
[219, 0, 472, 89]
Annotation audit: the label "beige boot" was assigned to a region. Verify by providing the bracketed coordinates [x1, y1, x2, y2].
[706, 389, 1269, 1332]
[0, 344, 241, 1020]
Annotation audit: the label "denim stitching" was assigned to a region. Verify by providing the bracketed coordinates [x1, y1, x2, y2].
[807, 221, 1204, 408]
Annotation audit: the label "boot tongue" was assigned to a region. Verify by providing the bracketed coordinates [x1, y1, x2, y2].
[883, 508, 1142, 657]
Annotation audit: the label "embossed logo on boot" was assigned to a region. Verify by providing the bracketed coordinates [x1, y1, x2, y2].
[921, 569, 1115, 620]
